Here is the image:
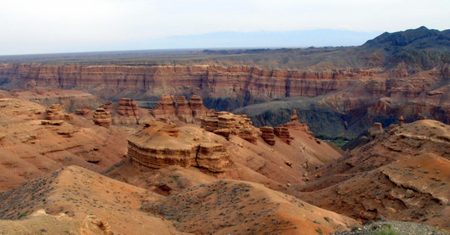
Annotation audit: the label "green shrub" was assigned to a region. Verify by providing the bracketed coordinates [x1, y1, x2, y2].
[372, 225, 398, 235]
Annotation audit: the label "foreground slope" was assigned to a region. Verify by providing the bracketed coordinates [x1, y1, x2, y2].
[0, 166, 358, 235]
[298, 120, 450, 230]
[143, 180, 358, 235]
[0, 97, 127, 191]
[0, 165, 181, 235]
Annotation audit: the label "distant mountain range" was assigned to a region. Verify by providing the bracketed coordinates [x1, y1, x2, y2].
[0, 27, 447, 71]
[144, 29, 381, 49]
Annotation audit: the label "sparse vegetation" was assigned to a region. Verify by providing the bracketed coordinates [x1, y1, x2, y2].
[372, 225, 398, 235]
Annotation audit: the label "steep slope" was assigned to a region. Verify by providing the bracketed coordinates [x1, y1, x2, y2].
[0, 165, 359, 235]
[236, 66, 449, 140]
[108, 116, 342, 195]
[297, 120, 450, 230]
[0, 97, 127, 191]
[0, 165, 181, 235]
[362, 26, 450, 69]
[142, 180, 358, 235]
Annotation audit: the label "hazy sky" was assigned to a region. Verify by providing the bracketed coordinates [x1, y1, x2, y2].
[0, 0, 449, 55]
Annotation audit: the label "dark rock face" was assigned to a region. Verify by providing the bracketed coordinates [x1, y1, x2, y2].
[363, 27, 450, 70]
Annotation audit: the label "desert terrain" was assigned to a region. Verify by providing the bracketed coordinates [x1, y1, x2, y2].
[0, 27, 449, 234]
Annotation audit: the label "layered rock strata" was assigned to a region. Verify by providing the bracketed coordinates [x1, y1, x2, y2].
[200, 112, 258, 143]
[274, 126, 292, 144]
[174, 96, 192, 122]
[189, 95, 208, 117]
[127, 122, 230, 172]
[93, 108, 112, 127]
[150, 95, 209, 123]
[46, 104, 71, 121]
[117, 98, 139, 117]
[260, 126, 276, 145]
[0, 64, 376, 100]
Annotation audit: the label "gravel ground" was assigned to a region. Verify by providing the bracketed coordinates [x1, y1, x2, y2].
[333, 221, 449, 235]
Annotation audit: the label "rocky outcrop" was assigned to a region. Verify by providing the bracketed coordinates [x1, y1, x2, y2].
[260, 126, 276, 145]
[128, 122, 230, 172]
[174, 96, 191, 122]
[0, 98, 128, 191]
[196, 143, 231, 172]
[300, 120, 450, 230]
[46, 104, 71, 121]
[93, 108, 112, 127]
[150, 95, 176, 118]
[368, 122, 384, 138]
[201, 112, 258, 143]
[117, 98, 139, 117]
[150, 95, 210, 123]
[189, 95, 208, 117]
[113, 98, 142, 125]
[274, 126, 292, 144]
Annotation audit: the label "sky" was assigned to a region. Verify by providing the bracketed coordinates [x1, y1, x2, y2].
[0, 0, 449, 55]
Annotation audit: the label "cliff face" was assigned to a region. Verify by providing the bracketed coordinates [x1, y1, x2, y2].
[1, 63, 448, 140]
[0, 63, 375, 101]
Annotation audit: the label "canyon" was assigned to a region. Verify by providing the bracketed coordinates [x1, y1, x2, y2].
[0, 62, 447, 140]
[0, 27, 449, 235]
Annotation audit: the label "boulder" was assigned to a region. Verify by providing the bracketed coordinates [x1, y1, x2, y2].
[41, 120, 64, 126]
[368, 122, 384, 138]
[399, 115, 405, 126]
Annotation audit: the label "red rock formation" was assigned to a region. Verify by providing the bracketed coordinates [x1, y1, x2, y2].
[274, 126, 292, 144]
[45, 104, 71, 121]
[93, 108, 112, 127]
[127, 122, 230, 172]
[0, 64, 377, 100]
[299, 120, 450, 230]
[201, 112, 258, 143]
[150, 95, 210, 123]
[150, 95, 176, 119]
[113, 98, 142, 125]
[117, 98, 139, 117]
[189, 95, 208, 117]
[174, 96, 191, 122]
[260, 126, 276, 145]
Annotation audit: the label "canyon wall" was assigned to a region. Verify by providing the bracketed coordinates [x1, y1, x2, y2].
[1, 63, 448, 140]
[0, 63, 374, 103]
